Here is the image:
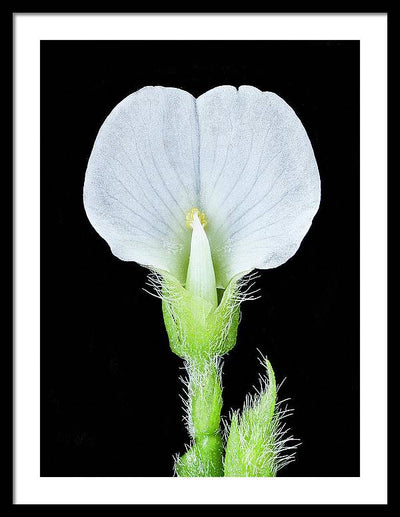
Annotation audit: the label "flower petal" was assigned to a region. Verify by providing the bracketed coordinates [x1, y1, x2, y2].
[83, 86, 199, 284]
[185, 212, 218, 308]
[197, 85, 320, 287]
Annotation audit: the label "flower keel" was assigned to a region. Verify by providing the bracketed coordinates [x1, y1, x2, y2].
[185, 209, 218, 309]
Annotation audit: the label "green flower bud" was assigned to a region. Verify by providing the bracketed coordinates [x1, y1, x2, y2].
[224, 358, 298, 477]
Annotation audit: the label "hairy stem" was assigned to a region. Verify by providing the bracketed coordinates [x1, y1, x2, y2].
[175, 357, 224, 477]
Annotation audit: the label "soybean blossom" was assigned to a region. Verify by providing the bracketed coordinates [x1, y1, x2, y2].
[83, 85, 320, 477]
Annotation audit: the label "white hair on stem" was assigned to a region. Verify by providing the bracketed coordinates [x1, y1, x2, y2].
[178, 356, 224, 438]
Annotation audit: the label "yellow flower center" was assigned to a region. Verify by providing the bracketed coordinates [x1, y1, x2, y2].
[186, 208, 207, 229]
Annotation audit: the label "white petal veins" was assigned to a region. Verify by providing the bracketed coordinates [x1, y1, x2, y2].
[196, 85, 320, 287]
[83, 86, 200, 284]
[84, 85, 320, 288]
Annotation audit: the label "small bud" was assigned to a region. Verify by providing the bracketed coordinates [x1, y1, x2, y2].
[224, 358, 298, 477]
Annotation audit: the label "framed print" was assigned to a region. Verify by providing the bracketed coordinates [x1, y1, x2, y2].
[13, 12, 388, 505]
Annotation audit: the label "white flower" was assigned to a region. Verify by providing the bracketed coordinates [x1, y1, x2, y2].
[83, 85, 320, 301]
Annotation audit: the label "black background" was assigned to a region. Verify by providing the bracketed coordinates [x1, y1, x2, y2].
[41, 40, 359, 477]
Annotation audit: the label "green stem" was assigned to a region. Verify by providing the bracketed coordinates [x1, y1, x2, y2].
[175, 358, 224, 477]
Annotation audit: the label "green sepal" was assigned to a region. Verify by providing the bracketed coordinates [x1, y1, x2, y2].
[161, 272, 242, 361]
